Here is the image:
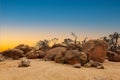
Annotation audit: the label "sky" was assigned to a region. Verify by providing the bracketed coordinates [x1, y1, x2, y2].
[0, 0, 120, 51]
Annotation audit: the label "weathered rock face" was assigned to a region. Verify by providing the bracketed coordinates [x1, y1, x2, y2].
[82, 40, 108, 63]
[107, 51, 120, 62]
[54, 52, 65, 63]
[2, 49, 24, 59]
[64, 50, 87, 65]
[44, 47, 67, 61]
[79, 52, 88, 66]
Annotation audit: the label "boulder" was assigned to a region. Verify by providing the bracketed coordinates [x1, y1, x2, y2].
[2, 49, 24, 59]
[64, 50, 81, 65]
[36, 50, 46, 58]
[82, 40, 108, 63]
[63, 50, 88, 65]
[54, 52, 66, 63]
[107, 51, 120, 62]
[14, 44, 30, 54]
[44, 47, 67, 61]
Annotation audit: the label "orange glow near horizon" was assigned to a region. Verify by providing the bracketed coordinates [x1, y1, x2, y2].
[0, 25, 110, 51]
[0, 35, 101, 51]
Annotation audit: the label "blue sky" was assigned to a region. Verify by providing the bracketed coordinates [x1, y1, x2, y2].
[1, 0, 120, 25]
[0, 0, 120, 50]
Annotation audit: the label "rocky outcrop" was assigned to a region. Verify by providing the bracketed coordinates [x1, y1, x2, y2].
[2, 49, 24, 59]
[44, 46, 88, 65]
[82, 40, 108, 63]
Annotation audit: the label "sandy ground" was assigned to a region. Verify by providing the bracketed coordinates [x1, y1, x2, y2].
[0, 59, 120, 80]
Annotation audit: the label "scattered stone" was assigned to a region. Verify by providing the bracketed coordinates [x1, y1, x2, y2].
[96, 65, 104, 69]
[18, 59, 30, 67]
[84, 60, 104, 69]
[73, 63, 81, 68]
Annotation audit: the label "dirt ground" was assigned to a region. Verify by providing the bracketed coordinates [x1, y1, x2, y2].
[0, 59, 120, 80]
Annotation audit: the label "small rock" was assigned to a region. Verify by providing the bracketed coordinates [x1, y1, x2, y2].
[84, 63, 92, 67]
[18, 59, 31, 67]
[73, 63, 81, 68]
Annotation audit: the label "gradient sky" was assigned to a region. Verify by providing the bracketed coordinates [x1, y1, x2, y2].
[0, 0, 120, 51]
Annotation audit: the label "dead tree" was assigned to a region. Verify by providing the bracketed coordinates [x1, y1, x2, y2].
[71, 32, 77, 44]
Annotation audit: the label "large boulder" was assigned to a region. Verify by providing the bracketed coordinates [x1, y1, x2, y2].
[82, 40, 108, 63]
[107, 51, 120, 62]
[2, 49, 24, 59]
[44, 47, 67, 61]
